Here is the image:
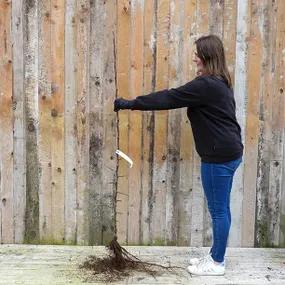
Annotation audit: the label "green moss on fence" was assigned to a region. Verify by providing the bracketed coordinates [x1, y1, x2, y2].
[24, 237, 77, 246]
[280, 214, 285, 248]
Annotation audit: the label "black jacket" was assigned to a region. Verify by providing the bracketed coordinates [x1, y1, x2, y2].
[128, 75, 243, 163]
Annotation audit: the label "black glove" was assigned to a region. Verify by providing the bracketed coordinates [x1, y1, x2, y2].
[114, 98, 133, 112]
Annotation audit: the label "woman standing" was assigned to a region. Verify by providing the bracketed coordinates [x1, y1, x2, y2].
[114, 35, 243, 276]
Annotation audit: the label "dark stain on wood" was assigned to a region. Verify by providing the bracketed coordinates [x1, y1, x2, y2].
[24, 118, 40, 243]
[26, 0, 35, 9]
[89, 112, 103, 245]
[28, 122, 35, 132]
[23, 0, 40, 244]
[51, 109, 58, 117]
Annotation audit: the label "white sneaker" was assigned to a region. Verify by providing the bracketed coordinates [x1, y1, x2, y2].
[189, 254, 211, 265]
[187, 255, 225, 276]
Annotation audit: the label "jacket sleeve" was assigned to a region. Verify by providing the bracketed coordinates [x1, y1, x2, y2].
[130, 77, 207, 111]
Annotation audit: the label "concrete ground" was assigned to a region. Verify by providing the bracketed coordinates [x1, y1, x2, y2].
[0, 244, 284, 284]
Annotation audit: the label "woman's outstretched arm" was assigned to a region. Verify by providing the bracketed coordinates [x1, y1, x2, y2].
[114, 76, 208, 112]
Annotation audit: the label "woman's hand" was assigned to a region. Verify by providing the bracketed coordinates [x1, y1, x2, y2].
[114, 98, 133, 112]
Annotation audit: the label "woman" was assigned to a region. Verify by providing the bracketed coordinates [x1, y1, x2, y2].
[113, 35, 243, 276]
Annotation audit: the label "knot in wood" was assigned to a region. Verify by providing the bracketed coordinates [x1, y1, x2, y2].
[51, 109, 58, 117]
[28, 122, 35, 132]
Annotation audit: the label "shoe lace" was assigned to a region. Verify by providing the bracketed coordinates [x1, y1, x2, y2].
[197, 255, 211, 266]
[197, 255, 215, 272]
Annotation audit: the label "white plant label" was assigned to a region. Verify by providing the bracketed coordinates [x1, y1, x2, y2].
[115, 150, 133, 168]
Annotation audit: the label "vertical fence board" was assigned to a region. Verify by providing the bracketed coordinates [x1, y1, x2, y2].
[141, 0, 156, 245]
[242, 0, 263, 247]
[128, 0, 143, 244]
[75, 0, 90, 245]
[89, 0, 117, 245]
[24, 0, 40, 244]
[209, 0, 224, 37]
[50, 0, 65, 242]
[223, 0, 237, 82]
[0, 0, 14, 243]
[165, 0, 182, 245]
[255, 0, 275, 247]
[281, 160, 285, 246]
[115, 0, 131, 245]
[280, 0, 285, 247]
[12, 0, 26, 243]
[150, 0, 170, 245]
[268, 0, 285, 246]
[101, 0, 117, 244]
[234, 0, 249, 247]
[64, 0, 77, 244]
[38, 0, 53, 241]
[89, 0, 104, 245]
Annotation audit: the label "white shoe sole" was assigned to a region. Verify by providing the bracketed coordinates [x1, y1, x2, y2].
[187, 265, 225, 276]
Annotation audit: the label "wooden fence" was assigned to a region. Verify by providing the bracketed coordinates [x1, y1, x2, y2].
[0, 0, 284, 247]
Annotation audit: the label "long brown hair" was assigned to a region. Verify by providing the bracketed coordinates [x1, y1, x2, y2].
[195, 35, 232, 88]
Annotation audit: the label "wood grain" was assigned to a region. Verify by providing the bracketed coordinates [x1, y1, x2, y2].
[23, 0, 40, 244]
[38, 0, 53, 242]
[241, 0, 263, 247]
[116, 0, 131, 245]
[0, 0, 14, 243]
[12, 0, 26, 244]
[75, 0, 90, 245]
[150, 0, 170, 245]
[64, 0, 77, 245]
[128, 0, 144, 244]
[50, 0, 65, 242]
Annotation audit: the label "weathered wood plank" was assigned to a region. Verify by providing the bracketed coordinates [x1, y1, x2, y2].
[101, 0, 117, 244]
[127, 0, 143, 244]
[0, 0, 14, 243]
[50, 0, 65, 242]
[23, 0, 40, 244]
[255, 0, 276, 248]
[190, 0, 209, 247]
[233, 0, 249, 247]
[281, 158, 285, 246]
[268, 0, 285, 247]
[38, 0, 53, 242]
[178, 0, 196, 246]
[89, 0, 105, 245]
[89, 0, 117, 245]
[209, 0, 224, 37]
[75, 0, 90, 245]
[64, 0, 77, 244]
[223, 0, 238, 82]
[116, 0, 131, 245]
[150, 0, 170, 245]
[165, 0, 182, 245]
[241, 0, 263, 247]
[12, 0, 26, 244]
[140, 0, 156, 245]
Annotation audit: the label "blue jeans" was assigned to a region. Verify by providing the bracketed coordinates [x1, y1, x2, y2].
[201, 157, 242, 263]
